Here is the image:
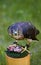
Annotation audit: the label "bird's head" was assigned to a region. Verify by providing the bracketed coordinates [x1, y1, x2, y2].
[12, 29, 24, 40]
[8, 26, 24, 40]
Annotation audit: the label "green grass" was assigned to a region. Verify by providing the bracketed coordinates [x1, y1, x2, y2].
[0, 0, 41, 65]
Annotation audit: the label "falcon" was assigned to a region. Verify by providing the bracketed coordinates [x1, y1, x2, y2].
[8, 22, 39, 41]
[8, 22, 40, 53]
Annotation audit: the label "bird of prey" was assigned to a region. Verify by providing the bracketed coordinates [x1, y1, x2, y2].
[8, 22, 39, 41]
[8, 22, 40, 53]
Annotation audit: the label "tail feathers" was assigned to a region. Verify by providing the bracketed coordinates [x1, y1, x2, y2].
[35, 29, 40, 35]
[32, 37, 39, 41]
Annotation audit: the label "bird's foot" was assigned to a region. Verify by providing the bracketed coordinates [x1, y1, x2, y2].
[21, 47, 31, 54]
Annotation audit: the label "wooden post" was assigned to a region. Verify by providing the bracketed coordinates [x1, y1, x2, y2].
[6, 54, 30, 65]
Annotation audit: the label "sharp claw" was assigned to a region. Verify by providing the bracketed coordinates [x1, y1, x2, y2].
[26, 50, 30, 54]
[21, 50, 25, 53]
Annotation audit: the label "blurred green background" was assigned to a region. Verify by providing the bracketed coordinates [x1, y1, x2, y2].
[0, 0, 41, 65]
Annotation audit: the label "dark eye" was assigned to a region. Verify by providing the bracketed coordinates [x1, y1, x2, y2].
[13, 31, 18, 36]
[14, 33, 17, 36]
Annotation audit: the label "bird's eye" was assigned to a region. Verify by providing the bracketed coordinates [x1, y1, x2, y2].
[14, 32, 17, 36]
[14, 33, 17, 36]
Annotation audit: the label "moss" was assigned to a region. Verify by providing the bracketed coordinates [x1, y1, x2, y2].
[6, 51, 28, 58]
